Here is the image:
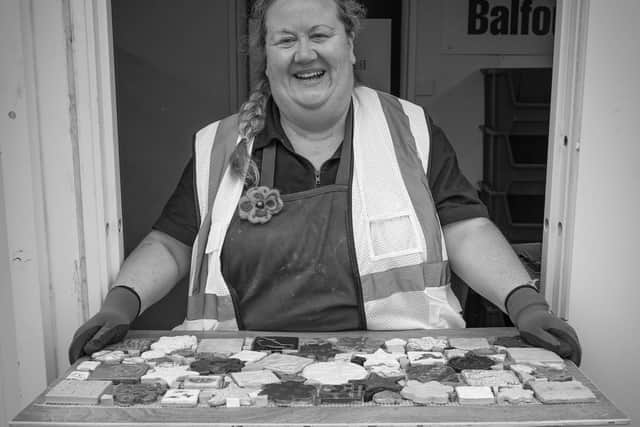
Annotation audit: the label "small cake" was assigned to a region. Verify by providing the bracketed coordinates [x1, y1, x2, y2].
[455, 386, 495, 405]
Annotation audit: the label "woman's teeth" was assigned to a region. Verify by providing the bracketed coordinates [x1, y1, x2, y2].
[295, 71, 325, 80]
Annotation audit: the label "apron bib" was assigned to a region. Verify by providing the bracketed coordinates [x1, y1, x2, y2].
[220, 126, 365, 331]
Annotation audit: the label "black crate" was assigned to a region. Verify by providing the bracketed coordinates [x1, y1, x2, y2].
[483, 68, 552, 131]
[480, 182, 545, 244]
[482, 126, 548, 192]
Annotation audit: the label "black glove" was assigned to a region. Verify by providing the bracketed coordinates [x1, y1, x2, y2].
[506, 285, 582, 366]
[68, 286, 140, 364]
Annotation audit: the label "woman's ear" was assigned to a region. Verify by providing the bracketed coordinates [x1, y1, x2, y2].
[348, 33, 356, 65]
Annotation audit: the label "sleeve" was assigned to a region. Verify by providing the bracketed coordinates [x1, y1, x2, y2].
[152, 157, 199, 246]
[427, 118, 488, 226]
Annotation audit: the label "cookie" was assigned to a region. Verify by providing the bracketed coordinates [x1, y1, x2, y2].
[405, 365, 459, 384]
[302, 361, 368, 385]
[400, 380, 453, 405]
[496, 387, 536, 404]
[150, 335, 198, 355]
[89, 363, 149, 384]
[318, 384, 365, 404]
[140, 366, 199, 388]
[407, 351, 446, 366]
[259, 381, 317, 406]
[455, 386, 495, 405]
[113, 382, 167, 406]
[296, 342, 339, 361]
[160, 389, 199, 408]
[406, 337, 448, 352]
[505, 347, 564, 365]
[244, 353, 313, 375]
[461, 369, 520, 388]
[529, 380, 597, 404]
[207, 383, 260, 407]
[230, 370, 281, 388]
[448, 337, 491, 351]
[448, 353, 495, 372]
[190, 357, 245, 375]
[349, 373, 403, 401]
[197, 338, 244, 358]
[45, 380, 112, 405]
[182, 375, 224, 389]
[251, 336, 299, 352]
[372, 390, 405, 405]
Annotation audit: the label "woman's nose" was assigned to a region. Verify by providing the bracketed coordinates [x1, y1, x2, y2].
[294, 38, 317, 63]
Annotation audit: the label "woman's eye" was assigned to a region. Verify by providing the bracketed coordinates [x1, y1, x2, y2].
[276, 37, 296, 46]
[311, 33, 330, 41]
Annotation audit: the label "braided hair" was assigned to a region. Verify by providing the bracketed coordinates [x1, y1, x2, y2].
[229, 0, 366, 182]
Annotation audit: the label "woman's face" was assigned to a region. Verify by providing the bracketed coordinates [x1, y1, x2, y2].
[264, 0, 355, 126]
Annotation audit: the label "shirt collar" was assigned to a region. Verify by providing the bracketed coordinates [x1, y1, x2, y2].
[252, 96, 350, 162]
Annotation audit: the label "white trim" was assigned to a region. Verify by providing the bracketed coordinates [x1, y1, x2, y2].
[1, 0, 50, 413]
[542, 0, 589, 318]
[68, 0, 123, 316]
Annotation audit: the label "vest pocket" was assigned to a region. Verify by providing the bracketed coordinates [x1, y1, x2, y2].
[368, 212, 422, 259]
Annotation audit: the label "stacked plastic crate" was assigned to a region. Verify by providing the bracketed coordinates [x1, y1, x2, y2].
[480, 68, 552, 243]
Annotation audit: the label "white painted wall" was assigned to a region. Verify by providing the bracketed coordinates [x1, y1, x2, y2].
[566, 1, 640, 424]
[413, 0, 553, 188]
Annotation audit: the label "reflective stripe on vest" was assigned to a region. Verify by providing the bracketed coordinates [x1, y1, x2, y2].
[180, 86, 465, 331]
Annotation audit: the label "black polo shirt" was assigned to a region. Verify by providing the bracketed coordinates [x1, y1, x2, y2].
[154, 98, 487, 246]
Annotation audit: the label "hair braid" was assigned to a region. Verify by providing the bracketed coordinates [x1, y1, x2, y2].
[230, 79, 270, 182]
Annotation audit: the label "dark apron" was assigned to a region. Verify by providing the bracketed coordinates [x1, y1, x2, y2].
[220, 128, 365, 331]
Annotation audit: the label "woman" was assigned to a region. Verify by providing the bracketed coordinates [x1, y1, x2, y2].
[69, 0, 580, 364]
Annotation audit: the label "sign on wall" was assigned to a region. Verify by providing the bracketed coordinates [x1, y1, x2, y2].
[442, 0, 556, 55]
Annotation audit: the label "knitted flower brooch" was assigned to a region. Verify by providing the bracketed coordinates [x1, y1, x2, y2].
[238, 186, 283, 224]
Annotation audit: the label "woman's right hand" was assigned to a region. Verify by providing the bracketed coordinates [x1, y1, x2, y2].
[67, 286, 140, 364]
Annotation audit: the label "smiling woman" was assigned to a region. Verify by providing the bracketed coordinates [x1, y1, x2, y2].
[69, 0, 581, 369]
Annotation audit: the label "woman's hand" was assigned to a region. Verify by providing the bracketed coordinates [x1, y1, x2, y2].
[506, 286, 582, 365]
[68, 286, 140, 364]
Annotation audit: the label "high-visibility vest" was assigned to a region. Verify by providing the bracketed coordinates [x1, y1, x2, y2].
[176, 86, 465, 331]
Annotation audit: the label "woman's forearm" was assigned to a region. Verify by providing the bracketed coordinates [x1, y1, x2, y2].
[112, 230, 192, 314]
[443, 217, 531, 312]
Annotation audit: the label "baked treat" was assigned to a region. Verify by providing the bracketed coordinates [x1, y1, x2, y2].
[349, 373, 403, 401]
[76, 360, 101, 371]
[461, 370, 521, 388]
[229, 350, 268, 363]
[406, 337, 448, 352]
[88, 363, 149, 384]
[140, 366, 199, 388]
[455, 386, 495, 405]
[259, 381, 317, 406]
[113, 382, 167, 406]
[448, 353, 495, 372]
[105, 337, 154, 356]
[448, 337, 491, 351]
[182, 375, 224, 389]
[302, 361, 368, 385]
[65, 371, 90, 381]
[196, 338, 244, 358]
[529, 380, 597, 404]
[150, 335, 198, 355]
[251, 336, 299, 352]
[496, 387, 536, 404]
[372, 390, 405, 405]
[45, 380, 112, 405]
[207, 383, 260, 407]
[400, 380, 453, 405]
[318, 384, 365, 404]
[189, 357, 244, 375]
[405, 365, 459, 384]
[492, 335, 531, 348]
[407, 351, 445, 366]
[296, 342, 339, 361]
[160, 389, 199, 408]
[360, 349, 401, 369]
[230, 370, 281, 388]
[331, 336, 384, 354]
[243, 353, 313, 375]
[505, 347, 565, 365]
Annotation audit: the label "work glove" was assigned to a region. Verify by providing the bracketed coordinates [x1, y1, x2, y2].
[68, 286, 140, 364]
[506, 284, 582, 366]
